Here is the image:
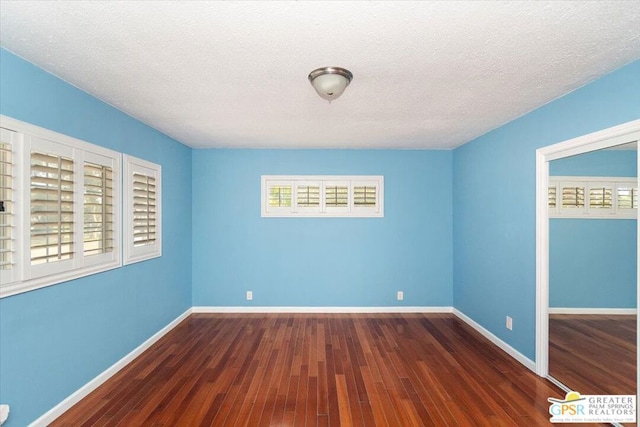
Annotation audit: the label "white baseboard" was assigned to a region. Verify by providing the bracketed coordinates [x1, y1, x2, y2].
[29, 308, 192, 427]
[453, 308, 536, 373]
[549, 307, 637, 315]
[192, 306, 453, 314]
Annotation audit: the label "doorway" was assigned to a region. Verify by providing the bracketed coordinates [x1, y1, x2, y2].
[535, 120, 640, 401]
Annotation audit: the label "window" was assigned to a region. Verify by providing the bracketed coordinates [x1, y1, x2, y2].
[1, 115, 121, 298]
[549, 176, 637, 219]
[261, 175, 384, 217]
[123, 154, 161, 265]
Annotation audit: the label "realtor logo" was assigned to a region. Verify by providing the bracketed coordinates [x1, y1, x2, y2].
[548, 391, 636, 423]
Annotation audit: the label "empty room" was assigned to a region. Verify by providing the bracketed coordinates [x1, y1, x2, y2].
[0, 1, 638, 426]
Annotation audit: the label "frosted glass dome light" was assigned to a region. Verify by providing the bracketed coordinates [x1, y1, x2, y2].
[308, 67, 353, 102]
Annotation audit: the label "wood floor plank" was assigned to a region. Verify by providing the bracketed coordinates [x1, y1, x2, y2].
[52, 313, 581, 426]
[336, 374, 353, 426]
[549, 314, 636, 397]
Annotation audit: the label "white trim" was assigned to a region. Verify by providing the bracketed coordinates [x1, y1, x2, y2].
[535, 148, 550, 377]
[548, 307, 637, 315]
[29, 308, 192, 427]
[0, 263, 121, 299]
[542, 121, 640, 162]
[453, 308, 536, 372]
[192, 306, 452, 313]
[536, 119, 640, 379]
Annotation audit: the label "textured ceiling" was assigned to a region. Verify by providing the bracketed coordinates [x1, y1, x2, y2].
[1, 1, 639, 149]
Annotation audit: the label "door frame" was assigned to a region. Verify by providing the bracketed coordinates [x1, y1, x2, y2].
[535, 119, 640, 381]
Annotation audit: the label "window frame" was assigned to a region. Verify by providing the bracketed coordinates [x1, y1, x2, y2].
[261, 175, 384, 218]
[549, 175, 637, 219]
[123, 154, 162, 265]
[1, 115, 122, 298]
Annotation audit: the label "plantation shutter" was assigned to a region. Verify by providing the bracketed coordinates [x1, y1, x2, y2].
[561, 186, 585, 208]
[0, 140, 13, 272]
[617, 186, 638, 210]
[30, 151, 74, 265]
[353, 185, 377, 207]
[296, 185, 320, 207]
[588, 185, 613, 209]
[548, 186, 557, 208]
[268, 184, 292, 208]
[325, 184, 349, 208]
[84, 162, 114, 255]
[132, 173, 157, 247]
[123, 154, 161, 265]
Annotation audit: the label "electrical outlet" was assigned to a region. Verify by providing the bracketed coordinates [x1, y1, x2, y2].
[397, 291, 404, 301]
[246, 291, 253, 301]
[506, 316, 513, 330]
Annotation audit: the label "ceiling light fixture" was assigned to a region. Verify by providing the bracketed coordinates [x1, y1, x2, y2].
[308, 67, 353, 102]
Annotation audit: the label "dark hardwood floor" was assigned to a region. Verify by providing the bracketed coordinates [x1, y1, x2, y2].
[53, 313, 575, 426]
[549, 314, 637, 396]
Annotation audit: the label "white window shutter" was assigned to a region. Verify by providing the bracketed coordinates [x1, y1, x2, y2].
[26, 136, 77, 280]
[83, 162, 114, 256]
[30, 151, 75, 265]
[560, 185, 585, 209]
[0, 128, 17, 286]
[124, 154, 162, 265]
[548, 186, 557, 208]
[324, 180, 350, 214]
[617, 185, 638, 210]
[295, 181, 321, 213]
[263, 179, 293, 215]
[588, 183, 613, 211]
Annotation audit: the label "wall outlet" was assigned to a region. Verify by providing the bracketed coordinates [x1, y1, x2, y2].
[506, 316, 513, 330]
[397, 291, 404, 301]
[246, 291, 253, 301]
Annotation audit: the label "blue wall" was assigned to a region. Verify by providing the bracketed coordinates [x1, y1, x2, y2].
[453, 59, 640, 361]
[549, 149, 637, 177]
[192, 149, 453, 307]
[550, 150, 637, 308]
[550, 219, 636, 308]
[0, 49, 192, 426]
